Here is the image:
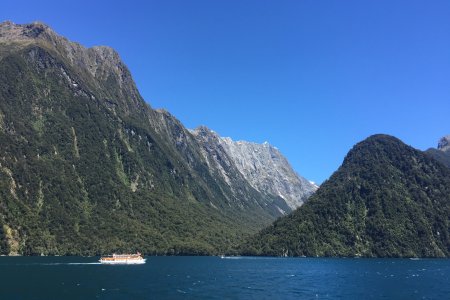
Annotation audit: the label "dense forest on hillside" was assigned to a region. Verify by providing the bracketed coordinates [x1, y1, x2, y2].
[0, 22, 286, 255]
[242, 135, 450, 258]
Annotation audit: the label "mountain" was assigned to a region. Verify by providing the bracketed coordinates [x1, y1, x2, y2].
[0, 21, 312, 255]
[426, 135, 450, 168]
[243, 135, 450, 257]
[191, 126, 317, 214]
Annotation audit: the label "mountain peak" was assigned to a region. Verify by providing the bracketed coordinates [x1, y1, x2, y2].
[363, 134, 401, 143]
[245, 134, 450, 257]
[0, 21, 144, 114]
[438, 135, 450, 152]
[217, 133, 317, 210]
[0, 20, 56, 43]
[192, 125, 214, 134]
[0, 21, 122, 81]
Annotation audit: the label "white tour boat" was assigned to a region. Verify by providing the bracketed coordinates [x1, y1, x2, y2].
[99, 252, 146, 265]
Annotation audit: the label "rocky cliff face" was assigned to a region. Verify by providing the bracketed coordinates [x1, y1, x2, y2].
[192, 126, 317, 212]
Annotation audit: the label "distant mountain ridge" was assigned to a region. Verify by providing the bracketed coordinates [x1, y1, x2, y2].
[191, 126, 317, 212]
[243, 135, 450, 257]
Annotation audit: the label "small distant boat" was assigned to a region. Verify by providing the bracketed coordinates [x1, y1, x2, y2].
[99, 252, 146, 265]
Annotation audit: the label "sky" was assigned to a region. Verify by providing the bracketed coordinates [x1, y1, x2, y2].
[2, 0, 450, 184]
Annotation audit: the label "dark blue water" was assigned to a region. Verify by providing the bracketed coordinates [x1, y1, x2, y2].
[0, 256, 448, 299]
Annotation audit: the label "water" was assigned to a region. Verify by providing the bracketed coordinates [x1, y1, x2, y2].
[0, 256, 449, 299]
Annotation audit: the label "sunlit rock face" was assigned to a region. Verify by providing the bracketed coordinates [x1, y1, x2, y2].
[192, 126, 318, 211]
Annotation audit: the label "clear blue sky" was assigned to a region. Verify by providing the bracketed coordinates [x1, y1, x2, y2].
[2, 0, 450, 184]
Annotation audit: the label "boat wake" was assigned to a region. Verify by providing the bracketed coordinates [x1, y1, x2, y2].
[36, 262, 102, 265]
[68, 262, 102, 265]
[220, 256, 279, 260]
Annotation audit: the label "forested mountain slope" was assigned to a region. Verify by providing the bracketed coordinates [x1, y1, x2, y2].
[243, 135, 450, 257]
[0, 21, 313, 255]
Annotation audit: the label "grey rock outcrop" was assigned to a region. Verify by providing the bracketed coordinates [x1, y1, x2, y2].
[438, 135, 450, 152]
[192, 126, 317, 211]
[426, 135, 450, 168]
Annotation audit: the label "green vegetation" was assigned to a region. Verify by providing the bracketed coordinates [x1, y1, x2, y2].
[0, 42, 275, 256]
[242, 135, 450, 258]
[3, 25, 448, 258]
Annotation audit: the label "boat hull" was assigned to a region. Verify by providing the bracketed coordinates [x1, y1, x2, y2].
[99, 258, 146, 265]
